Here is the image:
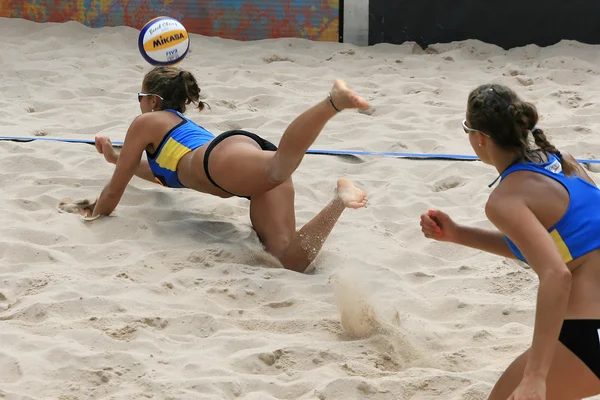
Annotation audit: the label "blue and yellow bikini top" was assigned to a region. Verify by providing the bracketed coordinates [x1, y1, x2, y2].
[146, 109, 215, 188]
[501, 153, 600, 264]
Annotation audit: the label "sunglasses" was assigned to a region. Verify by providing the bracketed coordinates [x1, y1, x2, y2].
[462, 119, 490, 137]
[137, 92, 164, 102]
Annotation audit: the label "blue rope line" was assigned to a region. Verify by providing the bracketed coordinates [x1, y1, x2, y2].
[1, 135, 598, 164]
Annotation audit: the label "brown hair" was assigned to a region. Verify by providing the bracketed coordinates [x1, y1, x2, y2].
[142, 66, 209, 113]
[466, 83, 576, 175]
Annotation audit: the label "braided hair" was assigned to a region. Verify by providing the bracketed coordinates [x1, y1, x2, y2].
[466, 83, 575, 175]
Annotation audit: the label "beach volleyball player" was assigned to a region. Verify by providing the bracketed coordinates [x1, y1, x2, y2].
[60, 17, 370, 273]
[420, 83, 600, 399]
[70, 64, 370, 273]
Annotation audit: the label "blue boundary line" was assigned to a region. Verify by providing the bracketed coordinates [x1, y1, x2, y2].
[1, 135, 599, 164]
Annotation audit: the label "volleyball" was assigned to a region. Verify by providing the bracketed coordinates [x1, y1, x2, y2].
[138, 16, 190, 66]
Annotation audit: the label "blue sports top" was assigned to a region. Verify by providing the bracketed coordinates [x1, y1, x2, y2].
[501, 153, 600, 264]
[146, 109, 215, 188]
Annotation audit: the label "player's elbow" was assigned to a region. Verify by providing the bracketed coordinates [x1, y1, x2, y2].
[541, 265, 572, 289]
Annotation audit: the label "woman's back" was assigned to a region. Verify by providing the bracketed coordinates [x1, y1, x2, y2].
[499, 154, 600, 317]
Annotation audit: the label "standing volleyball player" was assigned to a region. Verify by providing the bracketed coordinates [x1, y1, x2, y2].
[421, 83, 600, 399]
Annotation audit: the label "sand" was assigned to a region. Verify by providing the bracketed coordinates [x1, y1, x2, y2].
[2, 16, 600, 400]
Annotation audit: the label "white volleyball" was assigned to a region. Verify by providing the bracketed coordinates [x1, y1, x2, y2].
[138, 16, 190, 66]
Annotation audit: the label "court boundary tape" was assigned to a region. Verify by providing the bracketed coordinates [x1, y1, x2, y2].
[1, 135, 599, 164]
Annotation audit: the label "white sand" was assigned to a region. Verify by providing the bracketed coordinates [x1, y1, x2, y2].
[2, 16, 600, 399]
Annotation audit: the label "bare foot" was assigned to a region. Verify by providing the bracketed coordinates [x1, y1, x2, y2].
[95, 136, 118, 164]
[336, 178, 368, 209]
[329, 80, 370, 111]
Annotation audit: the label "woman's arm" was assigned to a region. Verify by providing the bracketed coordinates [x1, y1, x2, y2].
[96, 136, 156, 183]
[110, 156, 156, 183]
[422, 209, 517, 259]
[92, 116, 153, 217]
[455, 225, 517, 259]
[485, 194, 572, 382]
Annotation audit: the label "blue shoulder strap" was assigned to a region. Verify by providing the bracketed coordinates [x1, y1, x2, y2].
[500, 153, 562, 181]
[163, 108, 187, 120]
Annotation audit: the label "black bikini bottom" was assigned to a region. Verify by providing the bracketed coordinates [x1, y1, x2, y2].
[559, 319, 600, 379]
[203, 129, 278, 200]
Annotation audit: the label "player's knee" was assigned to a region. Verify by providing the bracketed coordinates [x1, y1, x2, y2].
[264, 236, 291, 260]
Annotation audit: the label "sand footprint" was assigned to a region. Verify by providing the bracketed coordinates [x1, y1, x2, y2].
[431, 175, 466, 192]
[550, 89, 583, 108]
[232, 347, 345, 376]
[265, 300, 295, 309]
[0, 353, 23, 383]
[0, 292, 8, 312]
[516, 76, 534, 86]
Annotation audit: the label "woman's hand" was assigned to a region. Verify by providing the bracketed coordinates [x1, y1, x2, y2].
[95, 136, 118, 164]
[57, 198, 98, 220]
[420, 209, 461, 243]
[507, 376, 546, 400]
[77, 199, 96, 218]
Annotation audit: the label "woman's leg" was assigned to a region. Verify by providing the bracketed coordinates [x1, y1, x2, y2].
[250, 177, 367, 272]
[205, 80, 370, 198]
[488, 343, 600, 400]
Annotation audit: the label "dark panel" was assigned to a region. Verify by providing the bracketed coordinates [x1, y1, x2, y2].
[369, 0, 600, 50]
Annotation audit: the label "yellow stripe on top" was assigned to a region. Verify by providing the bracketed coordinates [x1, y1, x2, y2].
[550, 229, 573, 263]
[155, 137, 191, 171]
